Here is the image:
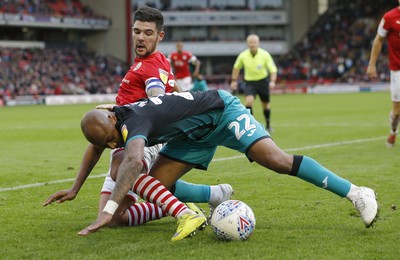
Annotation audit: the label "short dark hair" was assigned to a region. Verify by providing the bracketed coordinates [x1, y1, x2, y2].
[133, 5, 164, 32]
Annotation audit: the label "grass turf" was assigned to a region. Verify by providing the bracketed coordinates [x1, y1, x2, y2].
[0, 91, 399, 259]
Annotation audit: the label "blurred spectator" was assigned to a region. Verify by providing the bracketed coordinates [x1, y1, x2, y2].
[2, 0, 397, 101]
[0, 0, 109, 20]
[277, 0, 394, 84]
[0, 47, 127, 99]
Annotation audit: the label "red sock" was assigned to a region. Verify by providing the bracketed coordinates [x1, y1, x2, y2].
[127, 202, 167, 226]
[132, 174, 187, 218]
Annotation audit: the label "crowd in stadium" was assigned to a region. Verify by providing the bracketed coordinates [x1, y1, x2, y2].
[0, 0, 108, 20]
[0, 0, 395, 102]
[277, 0, 392, 85]
[134, 1, 282, 11]
[0, 47, 126, 98]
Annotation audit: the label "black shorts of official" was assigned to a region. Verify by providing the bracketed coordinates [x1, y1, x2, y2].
[244, 77, 270, 102]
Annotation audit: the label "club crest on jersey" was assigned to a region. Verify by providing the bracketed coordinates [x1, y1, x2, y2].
[121, 124, 128, 142]
[158, 69, 168, 84]
[134, 62, 142, 71]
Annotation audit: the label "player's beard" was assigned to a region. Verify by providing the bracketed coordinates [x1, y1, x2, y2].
[134, 38, 158, 58]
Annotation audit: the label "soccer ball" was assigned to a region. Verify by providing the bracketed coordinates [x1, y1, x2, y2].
[210, 200, 256, 241]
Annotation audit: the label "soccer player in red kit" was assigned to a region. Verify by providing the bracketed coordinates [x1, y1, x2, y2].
[367, 1, 400, 147]
[44, 6, 232, 238]
[116, 50, 177, 105]
[168, 42, 200, 91]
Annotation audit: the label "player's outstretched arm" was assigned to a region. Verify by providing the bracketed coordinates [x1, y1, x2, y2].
[78, 139, 145, 236]
[366, 34, 385, 78]
[43, 144, 105, 206]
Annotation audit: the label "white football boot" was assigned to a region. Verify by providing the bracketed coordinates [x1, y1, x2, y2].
[347, 185, 378, 227]
[208, 184, 234, 219]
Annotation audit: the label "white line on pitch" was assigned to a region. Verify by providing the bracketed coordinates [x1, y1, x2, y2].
[0, 174, 108, 192]
[0, 136, 386, 192]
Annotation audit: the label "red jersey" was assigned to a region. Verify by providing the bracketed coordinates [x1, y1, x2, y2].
[116, 52, 175, 105]
[168, 51, 196, 79]
[379, 7, 400, 70]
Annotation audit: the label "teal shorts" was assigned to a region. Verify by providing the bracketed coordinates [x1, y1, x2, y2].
[191, 79, 208, 92]
[160, 90, 270, 169]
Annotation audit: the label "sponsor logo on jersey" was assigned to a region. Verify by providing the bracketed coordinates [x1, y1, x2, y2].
[121, 124, 128, 142]
[158, 69, 169, 84]
[122, 78, 130, 84]
[134, 62, 142, 71]
[119, 78, 129, 86]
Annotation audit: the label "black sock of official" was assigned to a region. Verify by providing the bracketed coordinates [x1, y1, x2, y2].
[264, 109, 271, 128]
[246, 106, 253, 115]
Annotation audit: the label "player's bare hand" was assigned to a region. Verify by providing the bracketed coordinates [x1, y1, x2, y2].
[230, 81, 238, 91]
[96, 104, 115, 111]
[78, 212, 113, 236]
[192, 72, 199, 78]
[43, 189, 77, 206]
[366, 65, 377, 79]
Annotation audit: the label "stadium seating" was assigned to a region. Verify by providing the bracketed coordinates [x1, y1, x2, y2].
[0, 47, 126, 101]
[277, 0, 392, 85]
[0, 0, 107, 19]
[0, 0, 396, 103]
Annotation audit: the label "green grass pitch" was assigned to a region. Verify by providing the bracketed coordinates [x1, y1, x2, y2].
[0, 91, 399, 259]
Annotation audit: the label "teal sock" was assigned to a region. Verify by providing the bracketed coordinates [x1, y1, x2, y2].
[173, 180, 211, 202]
[296, 156, 351, 197]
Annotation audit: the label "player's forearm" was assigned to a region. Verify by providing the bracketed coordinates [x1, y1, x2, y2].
[194, 61, 201, 75]
[109, 158, 143, 205]
[231, 68, 240, 81]
[109, 139, 145, 206]
[368, 35, 384, 66]
[173, 80, 181, 92]
[72, 144, 104, 192]
[269, 72, 277, 83]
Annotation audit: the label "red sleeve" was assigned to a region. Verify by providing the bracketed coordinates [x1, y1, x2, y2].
[116, 69, 146, 105]
[382, 12, 392, 31]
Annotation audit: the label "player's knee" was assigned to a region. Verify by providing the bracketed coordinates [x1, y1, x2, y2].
[393, 108, 400, 117]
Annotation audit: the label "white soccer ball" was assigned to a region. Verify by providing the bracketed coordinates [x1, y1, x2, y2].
[210, 200, 256, 241]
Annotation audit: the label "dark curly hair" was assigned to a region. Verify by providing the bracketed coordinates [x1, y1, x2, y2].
[133, 5, 164, 32]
